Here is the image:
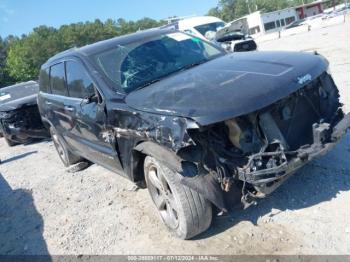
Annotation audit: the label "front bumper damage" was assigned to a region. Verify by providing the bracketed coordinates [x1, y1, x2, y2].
[1, 122, 48, 142]
[237, 113, 350, 206]
[0, 106, 49, 144]
[175, 71, 349, 211]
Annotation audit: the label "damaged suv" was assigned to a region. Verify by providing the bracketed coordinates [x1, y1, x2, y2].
[38, 28, 350, 239]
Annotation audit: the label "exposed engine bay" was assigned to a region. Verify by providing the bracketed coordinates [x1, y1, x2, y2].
[0, 105, 49, 144]
[179, 72, 348, 209]
[215, 32, 257, 52]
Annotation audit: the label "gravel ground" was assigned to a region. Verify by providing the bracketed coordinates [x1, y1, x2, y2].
[1, 22, 350, 255]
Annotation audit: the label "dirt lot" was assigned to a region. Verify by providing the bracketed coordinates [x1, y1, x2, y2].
[1, 22, 350, 255]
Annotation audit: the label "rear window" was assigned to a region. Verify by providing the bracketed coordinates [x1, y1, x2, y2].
[39, 68, 50, 93]
[50, 63, 68, 96]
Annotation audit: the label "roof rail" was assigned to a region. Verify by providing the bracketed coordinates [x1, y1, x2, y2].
[47, 47, 77, 62]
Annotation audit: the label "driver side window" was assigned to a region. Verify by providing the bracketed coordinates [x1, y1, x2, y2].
[66, 60, 95, 99]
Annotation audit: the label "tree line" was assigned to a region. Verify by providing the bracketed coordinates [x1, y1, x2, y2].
[0, 18, 164, 88]
[0, 0, 341, 88]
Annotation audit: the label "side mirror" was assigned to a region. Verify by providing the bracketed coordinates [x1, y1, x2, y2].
[80, 94, 98, 108]
[86, 94, 99, 104]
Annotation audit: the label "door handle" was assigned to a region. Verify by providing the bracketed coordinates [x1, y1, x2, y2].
[64, 106, 75, 112]
[45, 101, 52, 105]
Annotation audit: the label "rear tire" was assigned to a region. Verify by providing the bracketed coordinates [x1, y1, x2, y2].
[50, 127, 82, 167]
[144, 156, 212, 239]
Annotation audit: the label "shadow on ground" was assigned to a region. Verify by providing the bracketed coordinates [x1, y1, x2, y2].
[0, 173, 49, 255]
[195, 133, 350, 240]
[1, 151, 37, 164]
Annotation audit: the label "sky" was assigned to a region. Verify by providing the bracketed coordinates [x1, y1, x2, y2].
[0, 0, 218, 37]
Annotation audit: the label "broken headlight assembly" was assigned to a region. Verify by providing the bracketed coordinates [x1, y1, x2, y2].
[184, 71, 348, 209]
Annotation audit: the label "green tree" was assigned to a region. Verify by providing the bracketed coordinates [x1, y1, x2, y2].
[234, 0, 250, 18]
[0, 36, 17, 88]
[0, 37, 7, 86]
[219, 0, 237, 21]
[207, 7, 222, 17]
[4, 17, 165, 83]
[6, 26, 60, 81]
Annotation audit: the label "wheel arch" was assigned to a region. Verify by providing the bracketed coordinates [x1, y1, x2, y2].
[131, 141, 183, 183]
[132, 141, 226, 211]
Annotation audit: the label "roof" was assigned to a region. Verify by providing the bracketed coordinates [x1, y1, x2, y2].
[43, 27, 176, 67]
[177, 16, 224, 29]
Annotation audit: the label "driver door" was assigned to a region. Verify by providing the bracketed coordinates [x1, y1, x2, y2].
[64, 59, 122, 172]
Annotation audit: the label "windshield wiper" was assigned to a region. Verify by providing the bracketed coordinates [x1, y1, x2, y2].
[135, 78, 162, 91]
[180, 59, 208, 71]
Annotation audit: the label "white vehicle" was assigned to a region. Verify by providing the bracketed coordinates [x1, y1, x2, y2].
[171, 16, 257, 52]
[176, 16, 226, 40]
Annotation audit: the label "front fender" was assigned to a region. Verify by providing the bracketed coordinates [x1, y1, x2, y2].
[134, 141, 183, 173]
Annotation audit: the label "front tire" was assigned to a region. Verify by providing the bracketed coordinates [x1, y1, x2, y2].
[4, 136, 18, 147]
[144, 156, 212, 239]
[2, 129, 18, 147]
[50, 127, 82, 167]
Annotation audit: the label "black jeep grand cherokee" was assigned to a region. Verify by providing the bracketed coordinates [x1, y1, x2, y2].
[38, 28, 350, 239]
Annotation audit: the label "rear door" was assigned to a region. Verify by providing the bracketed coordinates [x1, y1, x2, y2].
[64, 59, 122, 171]
[46, 62, 72, 138]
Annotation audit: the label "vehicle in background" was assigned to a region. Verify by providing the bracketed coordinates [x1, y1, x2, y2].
[38, 28, 349, 239]
[283, 19, 307, 30]
[0, 81, 49, 146]
[168, 16, 257, 52]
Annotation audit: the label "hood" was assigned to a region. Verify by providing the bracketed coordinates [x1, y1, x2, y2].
[215, 22, 246, 42]
[0, 94, 38, 112]
[0, 81, 39, 112]
[126, 51, 328, 126]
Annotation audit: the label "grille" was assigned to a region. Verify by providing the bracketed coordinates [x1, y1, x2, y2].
[266, 73, 341, 150]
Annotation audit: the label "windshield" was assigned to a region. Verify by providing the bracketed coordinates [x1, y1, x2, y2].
[92, 32, 223, 93]
[194, 22, 226, 37]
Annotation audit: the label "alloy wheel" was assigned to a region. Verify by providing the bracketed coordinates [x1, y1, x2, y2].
[146, 163, 179, 229]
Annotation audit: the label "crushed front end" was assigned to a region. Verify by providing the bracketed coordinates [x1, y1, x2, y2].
[183, 72, 350, 209]
[0, 105, 49, 145]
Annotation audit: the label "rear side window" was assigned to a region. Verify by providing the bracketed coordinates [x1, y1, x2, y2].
[39, 68, 50, 93]
[66, 61, 95, 98]
[50, 63, 68, 96]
